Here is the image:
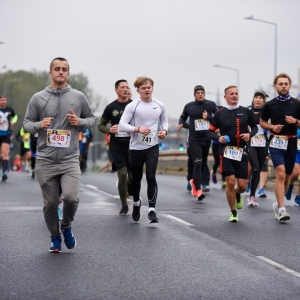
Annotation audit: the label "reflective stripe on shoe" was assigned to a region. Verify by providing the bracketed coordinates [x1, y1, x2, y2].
[148, 211, 159, 223]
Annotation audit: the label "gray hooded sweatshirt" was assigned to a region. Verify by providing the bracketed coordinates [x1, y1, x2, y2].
[23, 85, 96, 164]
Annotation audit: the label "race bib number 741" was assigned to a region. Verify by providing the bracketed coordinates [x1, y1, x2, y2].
[137, 132, 156, 146]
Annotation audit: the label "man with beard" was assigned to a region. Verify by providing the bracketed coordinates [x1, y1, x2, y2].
[260, 73, 300, 222]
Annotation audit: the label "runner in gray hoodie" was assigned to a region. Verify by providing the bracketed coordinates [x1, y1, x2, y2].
[23, 57, 96, 253]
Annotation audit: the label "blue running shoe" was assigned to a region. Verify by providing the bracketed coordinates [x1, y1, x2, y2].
[61, 226, 76, 249]
[257, 188, 267, 198]
[285, 184, 293, 200]
[246, 182, 250, 193]
[187, 181, 192, 192]
[211, 172, 217, 184]
[49, 236, 62, 253]
[294, 195, 300, 207]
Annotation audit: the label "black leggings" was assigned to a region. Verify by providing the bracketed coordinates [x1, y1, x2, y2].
[248, 145, 268, 197]
[188, 139, 211, 190]
[129, 145, 159, 208]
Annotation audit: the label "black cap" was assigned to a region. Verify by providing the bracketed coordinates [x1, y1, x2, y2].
[254, 91, 266, 100]
[259, 90, 269, 97]
[194, 85, 205, 95]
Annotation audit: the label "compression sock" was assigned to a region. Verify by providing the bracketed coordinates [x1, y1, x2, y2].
[117, 167, 128, 206]
[235, 189, 241, 202]
[2, 159, 8, 174]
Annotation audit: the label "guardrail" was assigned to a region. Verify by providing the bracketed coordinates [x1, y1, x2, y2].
[157, 150, 275, 179]
[89, 147, 276, 179]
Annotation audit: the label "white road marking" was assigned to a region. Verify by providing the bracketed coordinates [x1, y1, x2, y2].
[84, 184, 119, 198]
[164, 214, 194, 227]
[257, 256, 300, 279]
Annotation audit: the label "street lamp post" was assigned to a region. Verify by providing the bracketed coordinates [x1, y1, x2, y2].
[244, 15, 277, 79]
[3, 78, 25, 96]
[213, 64, 240, 88]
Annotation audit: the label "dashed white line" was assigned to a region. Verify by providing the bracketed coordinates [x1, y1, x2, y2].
[257, 256, 300, 279]
[84, 184, 119, 198]
[164, 214, 194, 227]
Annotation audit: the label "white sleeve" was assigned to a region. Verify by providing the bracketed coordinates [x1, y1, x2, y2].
[119, 103, 135, 133]
[160, 103, 168, 131]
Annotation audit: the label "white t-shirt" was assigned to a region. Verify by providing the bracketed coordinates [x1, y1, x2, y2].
[119, 98, 168, 150]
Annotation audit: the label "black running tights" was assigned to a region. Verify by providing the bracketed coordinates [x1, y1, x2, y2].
[129, 145, 159, 208]
[248, 145, 268, 197]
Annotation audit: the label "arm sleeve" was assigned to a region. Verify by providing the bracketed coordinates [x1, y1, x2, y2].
[260, 104, 270, 122]
[160, 103, 168, 131]
[206, 113, 220, 141]
[77, 94, 96, 130]
[118, 104, 135, 133]
[178, 105, 188, 125]
[11, 114, 18, 123]
[98, 117, 110, 134]
[23, 96, 42, 134]
[248, 110, 258, 137]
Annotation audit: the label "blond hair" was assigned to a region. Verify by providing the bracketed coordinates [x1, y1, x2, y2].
[273, 73, 292, 85]
[134, 76, 154, 88]
[224, 85, 238, 94]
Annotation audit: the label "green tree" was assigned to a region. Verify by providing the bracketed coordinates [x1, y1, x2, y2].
[0, 69, 103, 163]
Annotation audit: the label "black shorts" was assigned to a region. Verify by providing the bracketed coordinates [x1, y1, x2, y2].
[20, 143, 30, 157]
[269, 148, 297, 175]
[0, 134, 11, 146]
[110, 139, 130, 170]
[220, 155, 248, 179]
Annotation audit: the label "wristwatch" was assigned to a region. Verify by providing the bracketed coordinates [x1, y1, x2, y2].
[163, 129, 168, 135]
[295, 119, 299, 125]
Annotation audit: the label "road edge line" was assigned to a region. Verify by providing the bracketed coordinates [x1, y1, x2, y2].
[256, 256, 300, 279]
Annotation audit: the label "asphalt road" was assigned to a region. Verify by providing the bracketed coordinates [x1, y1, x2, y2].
[1, 171, 300, 300]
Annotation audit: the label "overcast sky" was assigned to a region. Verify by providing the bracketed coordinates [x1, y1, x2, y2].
[1, 0, 300, 118]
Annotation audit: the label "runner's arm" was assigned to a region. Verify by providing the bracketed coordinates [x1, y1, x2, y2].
[98, 117, 110, 134]
[23, 96, 42, 134]
[119, 104, 138, 133]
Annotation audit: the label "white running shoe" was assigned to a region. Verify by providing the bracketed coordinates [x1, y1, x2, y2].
[278, 208, 290, 222]
[273, 202, 279, 220]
